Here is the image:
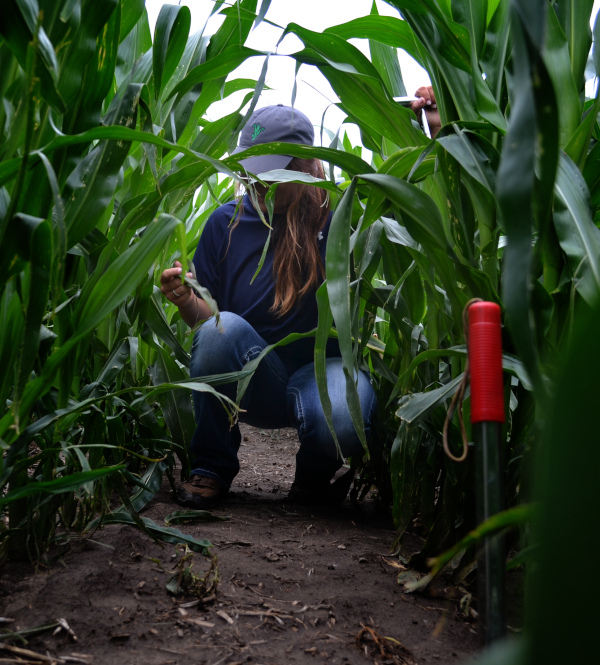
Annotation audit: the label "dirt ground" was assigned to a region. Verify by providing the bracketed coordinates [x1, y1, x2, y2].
[0, 425, 500, 665]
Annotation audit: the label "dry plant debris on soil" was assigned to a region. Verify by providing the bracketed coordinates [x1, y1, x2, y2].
[0, 425, 484, 665]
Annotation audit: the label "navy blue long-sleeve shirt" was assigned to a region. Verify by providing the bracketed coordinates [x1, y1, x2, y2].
[192, 195, 336, 374]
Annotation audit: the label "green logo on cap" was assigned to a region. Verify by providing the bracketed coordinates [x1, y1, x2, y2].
[251, 123, 266, 141]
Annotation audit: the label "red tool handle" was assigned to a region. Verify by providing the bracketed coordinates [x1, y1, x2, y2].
[469, 302, 505, 423]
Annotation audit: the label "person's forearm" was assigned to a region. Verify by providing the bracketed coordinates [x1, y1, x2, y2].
[179, 295, 212, 328]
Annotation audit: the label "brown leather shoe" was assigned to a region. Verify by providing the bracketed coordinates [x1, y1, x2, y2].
[176, 475, 225, 509]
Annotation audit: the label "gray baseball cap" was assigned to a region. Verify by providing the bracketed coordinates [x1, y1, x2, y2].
[231, 104, 314, 174]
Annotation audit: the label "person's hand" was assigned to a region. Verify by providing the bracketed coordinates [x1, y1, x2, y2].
[160, 260, 194, 307]
[410, 86, 441, 139]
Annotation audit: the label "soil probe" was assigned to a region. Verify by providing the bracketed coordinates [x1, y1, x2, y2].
[393, 96, 431, 138]
[393, 97, 431, 139]
[468, 301, 506, 646]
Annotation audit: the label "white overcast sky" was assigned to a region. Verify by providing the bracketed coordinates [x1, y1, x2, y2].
[145, 0, 600, 150]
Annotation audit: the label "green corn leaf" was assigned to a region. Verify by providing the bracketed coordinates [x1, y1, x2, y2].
[164, 510, 229, 525]
[249, 228, 271, 285]
[565, 95, 600, 170]
[358, 173, 448, 251]
[287, 25, 427, 148]
[314, 283, 342, 456]
[176, 220, 188, 286]
[207, 0, 258, 55]
[0, 135, 369, 190]
[325, 15, 422, 65]
[496, 4, 546, 403]
[86, 513, 213, 554]
[396, 346, 531, 396]
[11, 375, 247, 448]
[407, 504, 534, 591]
[184, 275, 221, 325]
[121, 462, 169, 513]
[526, 295, 600, 664]
[70, 445, 94, 496]
[553, 0, 595, 91]
[395, 375, 463, 425]
[166, 46, 267, 101]
[59, 0, 119, 112]
[227, 142, 374, 178]
[326, 179, 367, 450]
[12, 214, 52, 424]
[142, 287, 190, 367]
[153, 4, 191, 100]
[451, 0, 488, 56]
[75, 213, 179, 333]
[380, 215, 420, 250]
[71, 0, 122, 134]
[528, 16, 561, 293]
[479, 0, 511, 103]
[369, 37, 406, 99]
[253, 0, 271, 30]
[594, 8, 600, 83]
[163, 31, 207, 141]
[120, 0, 146, 42]
[234, 329, 319, 406]
[386, 0, 471, 73]
[36, 152, 66, 298]
[367, 0, 406, 97]
[390, 422, 427, 541]
[0, 466, 125, 507]
[543, 5, 581, 149]
[151, 347, 196, 470]
[0, 286, 24, 410]
[190, 109, 249, 160]
[386, 2, 480, 125]
[94, 338, 130, 389]
[553, 153, 600, 305]
[436, 126, 499, 194]
[116, 12, 153, 88]
[454, 0, 507, 132]
[64, 83, 143, 248]
[234, 54, 270, 152]
[0, 0, 66, 113]
[282, 25, 385, 80]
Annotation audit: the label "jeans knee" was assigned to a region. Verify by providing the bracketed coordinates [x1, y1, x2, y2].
[190, 311, 258, 377]
[287, 358, 376, 460]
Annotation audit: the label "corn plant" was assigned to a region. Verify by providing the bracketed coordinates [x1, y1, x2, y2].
[0, 0, 394, 562]
[0, 0, 281, 560]
[2, 0, 599, 575]
[269, 0, 600, 563]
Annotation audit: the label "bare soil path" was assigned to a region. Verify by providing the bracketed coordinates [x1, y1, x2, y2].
[0, 425, 482, 665]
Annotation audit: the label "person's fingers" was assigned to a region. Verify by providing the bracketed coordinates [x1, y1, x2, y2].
[409, 98, 428, 117]
[160, 262, 190, 289]
[408, 85, 441, 139]
[165, 282, 192, 304]
[414, 85, 437, 107]
[161, 260, 182, 281]
[160, 268, 182, 283]
[160, 260, 195, 304]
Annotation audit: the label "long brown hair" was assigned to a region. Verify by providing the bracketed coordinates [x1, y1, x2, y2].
[270, 157, 330, 316]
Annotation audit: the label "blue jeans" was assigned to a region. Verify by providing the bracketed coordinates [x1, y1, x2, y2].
[188, 312, 377, 489]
